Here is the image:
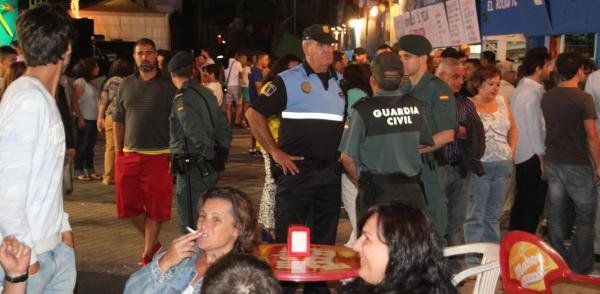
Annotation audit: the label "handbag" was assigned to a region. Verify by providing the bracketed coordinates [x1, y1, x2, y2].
[222, 59, 233, 94]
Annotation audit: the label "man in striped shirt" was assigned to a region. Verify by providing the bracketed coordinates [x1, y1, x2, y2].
[435, 57, 483, 249]
[113, 38, 176, 267]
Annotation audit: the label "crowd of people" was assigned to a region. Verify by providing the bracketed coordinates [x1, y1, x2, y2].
[2, 2, 600, 294]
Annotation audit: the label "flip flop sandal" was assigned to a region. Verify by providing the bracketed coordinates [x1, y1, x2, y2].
[77, 174, 91, 181]
[89, 173, 102, 180]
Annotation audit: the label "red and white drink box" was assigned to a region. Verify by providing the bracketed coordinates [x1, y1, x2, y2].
[287, 225, 311, 257]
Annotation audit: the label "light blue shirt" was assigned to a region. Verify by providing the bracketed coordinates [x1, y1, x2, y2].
[124, 252, 203, 294]
[511, 77, 546, 164]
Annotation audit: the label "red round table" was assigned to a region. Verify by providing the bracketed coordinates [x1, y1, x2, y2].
[255, 243, 360, 282]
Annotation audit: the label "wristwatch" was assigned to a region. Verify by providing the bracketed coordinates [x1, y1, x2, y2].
[4, 273, 28, 283]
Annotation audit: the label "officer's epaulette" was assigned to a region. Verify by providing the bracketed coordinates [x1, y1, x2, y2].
[176, 84, 194, 98]
[351, 96, 370, 109]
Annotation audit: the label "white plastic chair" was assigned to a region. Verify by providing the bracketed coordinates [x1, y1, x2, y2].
[443, 243, 500, 294]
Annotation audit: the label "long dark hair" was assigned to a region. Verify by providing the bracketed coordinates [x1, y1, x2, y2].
[341, 63, 372, 99]
[72, 57, 98, 82]
[339, 202, 456, 294]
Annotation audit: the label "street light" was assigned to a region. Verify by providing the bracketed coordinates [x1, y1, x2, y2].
[369, 6, 379, 18]
[348, 18, 364, 48]
[71, 0, 80, 18]
[367, 6, 380, 53]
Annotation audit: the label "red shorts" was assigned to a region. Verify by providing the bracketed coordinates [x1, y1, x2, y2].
[115, 152, 172, 221]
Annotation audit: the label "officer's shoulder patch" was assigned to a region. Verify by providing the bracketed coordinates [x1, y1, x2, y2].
[263, 83, 277, 97]
[351, 96, 369, 109]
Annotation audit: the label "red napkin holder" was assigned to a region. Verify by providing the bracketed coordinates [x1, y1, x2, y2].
[287, 225, 311, 257]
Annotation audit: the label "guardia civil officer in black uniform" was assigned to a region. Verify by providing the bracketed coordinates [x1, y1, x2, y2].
[395, 35, 458, 245]
[168, 51, 232, 233]
[246, 24, 344, 294]
[339, 52, 434, 222]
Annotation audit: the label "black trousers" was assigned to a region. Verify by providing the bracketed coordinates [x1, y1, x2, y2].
[274, 160, 341, 294]
[509, 155, 548, 233]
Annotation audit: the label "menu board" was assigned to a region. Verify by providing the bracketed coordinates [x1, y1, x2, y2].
[459, 0, 481, 44]
[394, 0, 481, 47]
[445, 0, 466, 45]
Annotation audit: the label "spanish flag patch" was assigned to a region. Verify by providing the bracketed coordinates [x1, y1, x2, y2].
[440, 95, 449, 101]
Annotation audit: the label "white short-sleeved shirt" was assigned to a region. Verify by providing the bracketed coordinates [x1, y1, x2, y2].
[205, 81, 223, 106]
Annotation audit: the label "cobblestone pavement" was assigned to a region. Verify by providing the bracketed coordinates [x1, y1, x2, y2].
[68, 128, 599, 293]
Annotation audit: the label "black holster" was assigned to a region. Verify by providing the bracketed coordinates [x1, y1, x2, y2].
[421, 153, 436, 171]
[172, 154, 214, 177]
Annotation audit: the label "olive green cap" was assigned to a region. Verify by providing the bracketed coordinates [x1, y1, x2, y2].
[168, 51, 193, 72]
[371, 51, 403, 90]
[393, 34, 432, 56]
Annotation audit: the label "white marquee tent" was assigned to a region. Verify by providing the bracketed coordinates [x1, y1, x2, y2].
[71, 0, 171, 49]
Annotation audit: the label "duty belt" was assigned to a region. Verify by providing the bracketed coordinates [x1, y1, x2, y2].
[359, 171, 420, 183]
[171, 153, 213, 177]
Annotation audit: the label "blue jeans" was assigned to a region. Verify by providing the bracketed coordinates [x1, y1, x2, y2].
[0, 242, 76, 293]
[594, 186, 600, 255]
[464, 160, 512, 245]
[545, 162, 597, 274]
[440, 165, 472, 246]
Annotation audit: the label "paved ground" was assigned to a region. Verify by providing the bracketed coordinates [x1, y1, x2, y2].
[68, 128, 600, 293]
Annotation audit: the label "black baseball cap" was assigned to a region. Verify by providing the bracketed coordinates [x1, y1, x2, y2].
[302, 24, 336, 44]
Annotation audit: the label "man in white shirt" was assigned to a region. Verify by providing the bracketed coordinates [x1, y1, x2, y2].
[508, 49, 552, 233]
[223, 51, 243, 124]
[584, 68, 600, 260]
[0, 4, 76, 292]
